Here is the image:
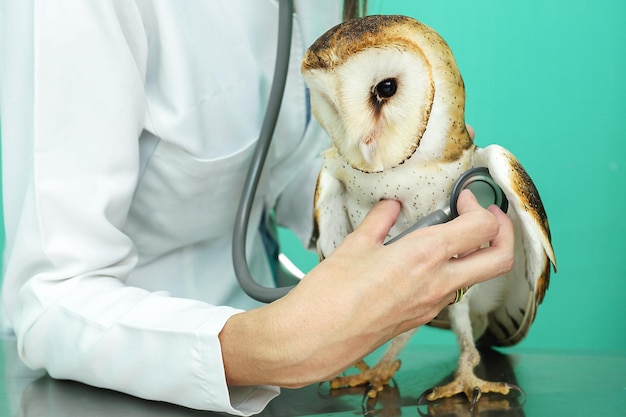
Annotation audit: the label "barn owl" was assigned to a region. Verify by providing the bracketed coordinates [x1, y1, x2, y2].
[301, 15, 556, 405]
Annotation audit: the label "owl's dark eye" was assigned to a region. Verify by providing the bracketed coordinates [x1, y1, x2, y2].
[375, 78, 397, 99]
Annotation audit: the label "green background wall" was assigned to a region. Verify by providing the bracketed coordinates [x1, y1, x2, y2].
[279, 0, 626, 352]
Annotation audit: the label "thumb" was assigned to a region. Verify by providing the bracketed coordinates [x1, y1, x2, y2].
[355, 200, 401, 243]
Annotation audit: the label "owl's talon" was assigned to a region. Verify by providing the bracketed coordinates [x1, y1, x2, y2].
[417, 388, 434, 406]
[425, 371, 514, 406]
[505, 383, 527, 403]
[470, 387, 481, 408]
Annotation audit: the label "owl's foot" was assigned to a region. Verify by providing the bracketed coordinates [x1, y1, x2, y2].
[417, 393, 517, 416]
[330, 359, 401, 398]
[425, 370, 520, 406]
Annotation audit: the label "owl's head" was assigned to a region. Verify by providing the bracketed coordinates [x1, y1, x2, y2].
[302, 15, 472, 172]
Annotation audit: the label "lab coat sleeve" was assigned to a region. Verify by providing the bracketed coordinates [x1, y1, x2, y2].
[0, 1, 277, 415]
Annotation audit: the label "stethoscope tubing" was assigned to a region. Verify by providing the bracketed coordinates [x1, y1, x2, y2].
[232, 0, 295, 303]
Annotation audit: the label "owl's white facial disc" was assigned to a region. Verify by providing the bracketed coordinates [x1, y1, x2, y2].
[337, 46, 434, 172]
[304, 46, 434, 173]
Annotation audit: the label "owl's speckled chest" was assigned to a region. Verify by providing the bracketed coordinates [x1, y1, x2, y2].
[322, 148, 474, 239]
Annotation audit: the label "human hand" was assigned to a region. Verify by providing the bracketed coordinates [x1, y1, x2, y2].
[466, 123, 475, 139]
[299, 189, 513, 332]
[220, 190, 514, 388]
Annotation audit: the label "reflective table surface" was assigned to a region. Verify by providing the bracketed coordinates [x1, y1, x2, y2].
[1, 334, 624, 417]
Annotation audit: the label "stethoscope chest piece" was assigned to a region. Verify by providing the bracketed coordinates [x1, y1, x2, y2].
[384, 167, 509, 246]
[449, 167, 509, 217]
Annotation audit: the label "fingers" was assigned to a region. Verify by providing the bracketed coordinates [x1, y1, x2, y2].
[466, 124, 475, 139]
[338, 190, 514, 310]
[392, 189, 514, 290]
[486, 203, 515, 265]
[429, 189, 501, 258]
[446, 200, 515, 287]
[354, 199, 401, 244]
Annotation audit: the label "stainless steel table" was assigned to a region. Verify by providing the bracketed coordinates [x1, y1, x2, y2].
[1, 335, 624, 416]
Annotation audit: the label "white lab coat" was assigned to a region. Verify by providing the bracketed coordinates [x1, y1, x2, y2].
[0, 0, 340, 415]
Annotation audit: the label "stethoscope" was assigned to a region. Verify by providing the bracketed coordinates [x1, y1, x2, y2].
[232, 0, 509, 303]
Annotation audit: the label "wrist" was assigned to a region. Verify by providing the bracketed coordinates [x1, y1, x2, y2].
[218, 285, 372, 388]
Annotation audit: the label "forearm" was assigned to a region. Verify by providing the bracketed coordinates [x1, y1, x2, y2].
[219, 298, 346, 388]
[219, 267, 392, 388]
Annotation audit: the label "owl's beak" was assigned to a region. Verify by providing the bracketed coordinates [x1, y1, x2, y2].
[359, 139, 377, 167]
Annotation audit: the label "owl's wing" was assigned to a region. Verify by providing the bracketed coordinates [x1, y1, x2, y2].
[474, 144, 556, 346]
[429, 145, 556, 346]
[312, 157, 353, 261]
